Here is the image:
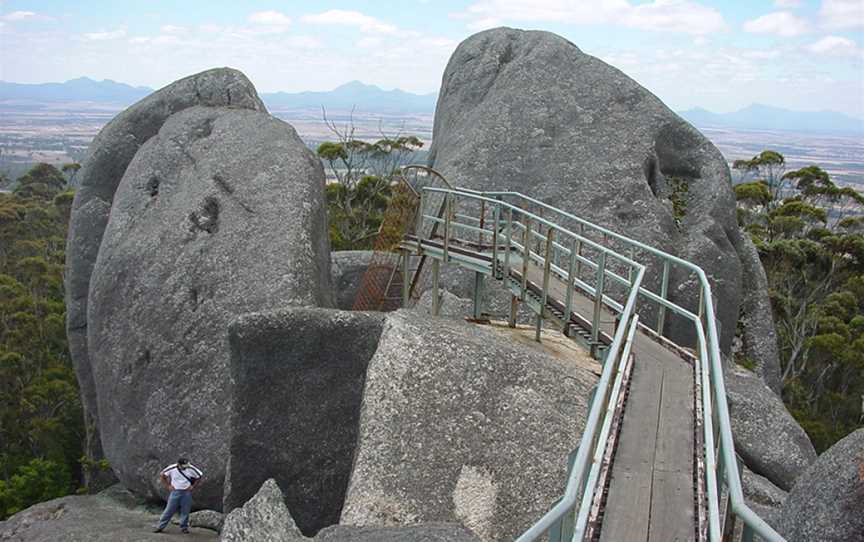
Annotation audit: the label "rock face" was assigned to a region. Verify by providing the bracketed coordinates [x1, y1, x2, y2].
[221, 479, 305, 542]
[0, 487, 217, 541]
[330, 251, 373, 309]
[725, 367, 816, 491]
[315, 524, 481, 542]
[86, 105, 332, 509]
[224, 308, 385, 534]
[741, 467, 786, 528]
[734, 235, 782, 393]
[65, 68, 266, 484]
[341, 310, 597, 541]
[220, 479, 480, 542]
[428, 28, 744, 351]
[776, 429, 864, 542]
[414, 288, 474, 321]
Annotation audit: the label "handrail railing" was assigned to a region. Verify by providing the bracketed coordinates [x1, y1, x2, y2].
[410, 186, 784, 542]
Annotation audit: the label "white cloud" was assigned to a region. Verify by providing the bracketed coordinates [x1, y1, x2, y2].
[774, 0, 801, 8]
[819, 0, 864, 30]
[743, 11, 810, 36]
[248, 10, 292, 26]
[160, 25, 187, 34]
[453, 1, 727, 36]
[129, 34, 182, 46]
[82, 28, 127, 41]
[301, 9, 398, 35]
[807, 35, 862, 56]
[1, 10, 35, 21]
[623, 1, 727, 35]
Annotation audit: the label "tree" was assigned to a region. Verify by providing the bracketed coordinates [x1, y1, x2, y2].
[317, 109, 423, 250]
[734, 151, 864, 452]
[732, 150, 787, 209]
[13, 164, 67, 202]
[0, 163, 84, 518]
[61, 163, 81, 188]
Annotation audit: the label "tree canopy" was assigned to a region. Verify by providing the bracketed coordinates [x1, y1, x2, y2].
[734, 152, 864, 452]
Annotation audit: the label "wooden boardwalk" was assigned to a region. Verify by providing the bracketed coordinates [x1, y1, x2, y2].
[510, 256, 697, 540]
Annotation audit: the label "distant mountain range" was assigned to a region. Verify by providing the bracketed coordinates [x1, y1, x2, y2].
[2, 77, 862, 133]
[678, 104, 864, 135]
[263, 80, 437, 113]
[0, 77, 437, 113]
[0, 77, 153, 104]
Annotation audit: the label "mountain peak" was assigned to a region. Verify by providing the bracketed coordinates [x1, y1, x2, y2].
[334, 80, 381, 92]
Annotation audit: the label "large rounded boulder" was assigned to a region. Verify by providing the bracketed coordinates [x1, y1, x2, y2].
[86, 105, 332, 508]
[428, 28, 744, 350]
[776, 428, 864, 541]
[341, 310, 598, 541]
[65, 68, 266, 481]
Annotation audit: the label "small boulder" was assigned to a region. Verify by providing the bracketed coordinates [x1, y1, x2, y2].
[189, 510, 225, 532]
[776, 428, 864, 542]
[341, 310, 597, 541]
[221, 479, 305, 542]
[725, 367, 816, 491]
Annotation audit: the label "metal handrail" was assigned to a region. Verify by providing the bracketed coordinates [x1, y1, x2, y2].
[412, 187, 784, 541]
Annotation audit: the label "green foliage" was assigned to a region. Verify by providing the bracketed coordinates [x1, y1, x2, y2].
[12, 164, 67, 201]
[0, 458, 73, 518]
[0, 164, 82, 519]
[737, 357, 757, 371]
[317, 128, 423, 250]
[667, 176, 689, 229]
[734, 151, 864, 452]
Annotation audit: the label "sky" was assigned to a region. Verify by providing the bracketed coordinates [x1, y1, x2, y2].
[0, 0, 862, 117]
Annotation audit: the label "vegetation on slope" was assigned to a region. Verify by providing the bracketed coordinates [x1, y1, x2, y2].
[0, 163, 82, 519]
[734, 151, 864, 452]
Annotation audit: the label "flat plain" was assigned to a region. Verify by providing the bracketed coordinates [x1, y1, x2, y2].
[0, 101, 860, 190]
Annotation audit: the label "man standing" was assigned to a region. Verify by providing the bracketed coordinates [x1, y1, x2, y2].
[154, 457, 203, 534]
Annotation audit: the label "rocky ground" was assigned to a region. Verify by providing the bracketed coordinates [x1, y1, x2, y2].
[0, 486, 219, 541]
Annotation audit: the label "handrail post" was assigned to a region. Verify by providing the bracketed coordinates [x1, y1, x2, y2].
[657, 260, 670, 335]
[401, 249, 410, 308]
[473, 271, 485, 321]
[591, 252, 607, 349]
[479, 199, 486, 246]
[537, 230, 554, 342]
[415, 190, 426, 244]
[492, 202, 501, 278]
[575, 223, 584, 278]
[521, 217, 531, 301]
[565, 238, 577, 321]
[431, 258, 441, 316]
[504, 207, 513, 281]
[628, 247, 634, 284]
[443, 193, 452, 262]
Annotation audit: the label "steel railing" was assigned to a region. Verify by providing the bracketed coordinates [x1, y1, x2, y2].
[409, 186, 784, 542]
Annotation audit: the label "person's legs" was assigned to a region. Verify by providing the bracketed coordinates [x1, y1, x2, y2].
[156, 491, 181, 531]
[178, 491, 192, 531]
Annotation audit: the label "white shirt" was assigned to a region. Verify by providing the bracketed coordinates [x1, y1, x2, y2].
[160, 463, 203, 490]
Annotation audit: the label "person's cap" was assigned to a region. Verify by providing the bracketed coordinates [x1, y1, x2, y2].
[177, 457, 188, 466]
